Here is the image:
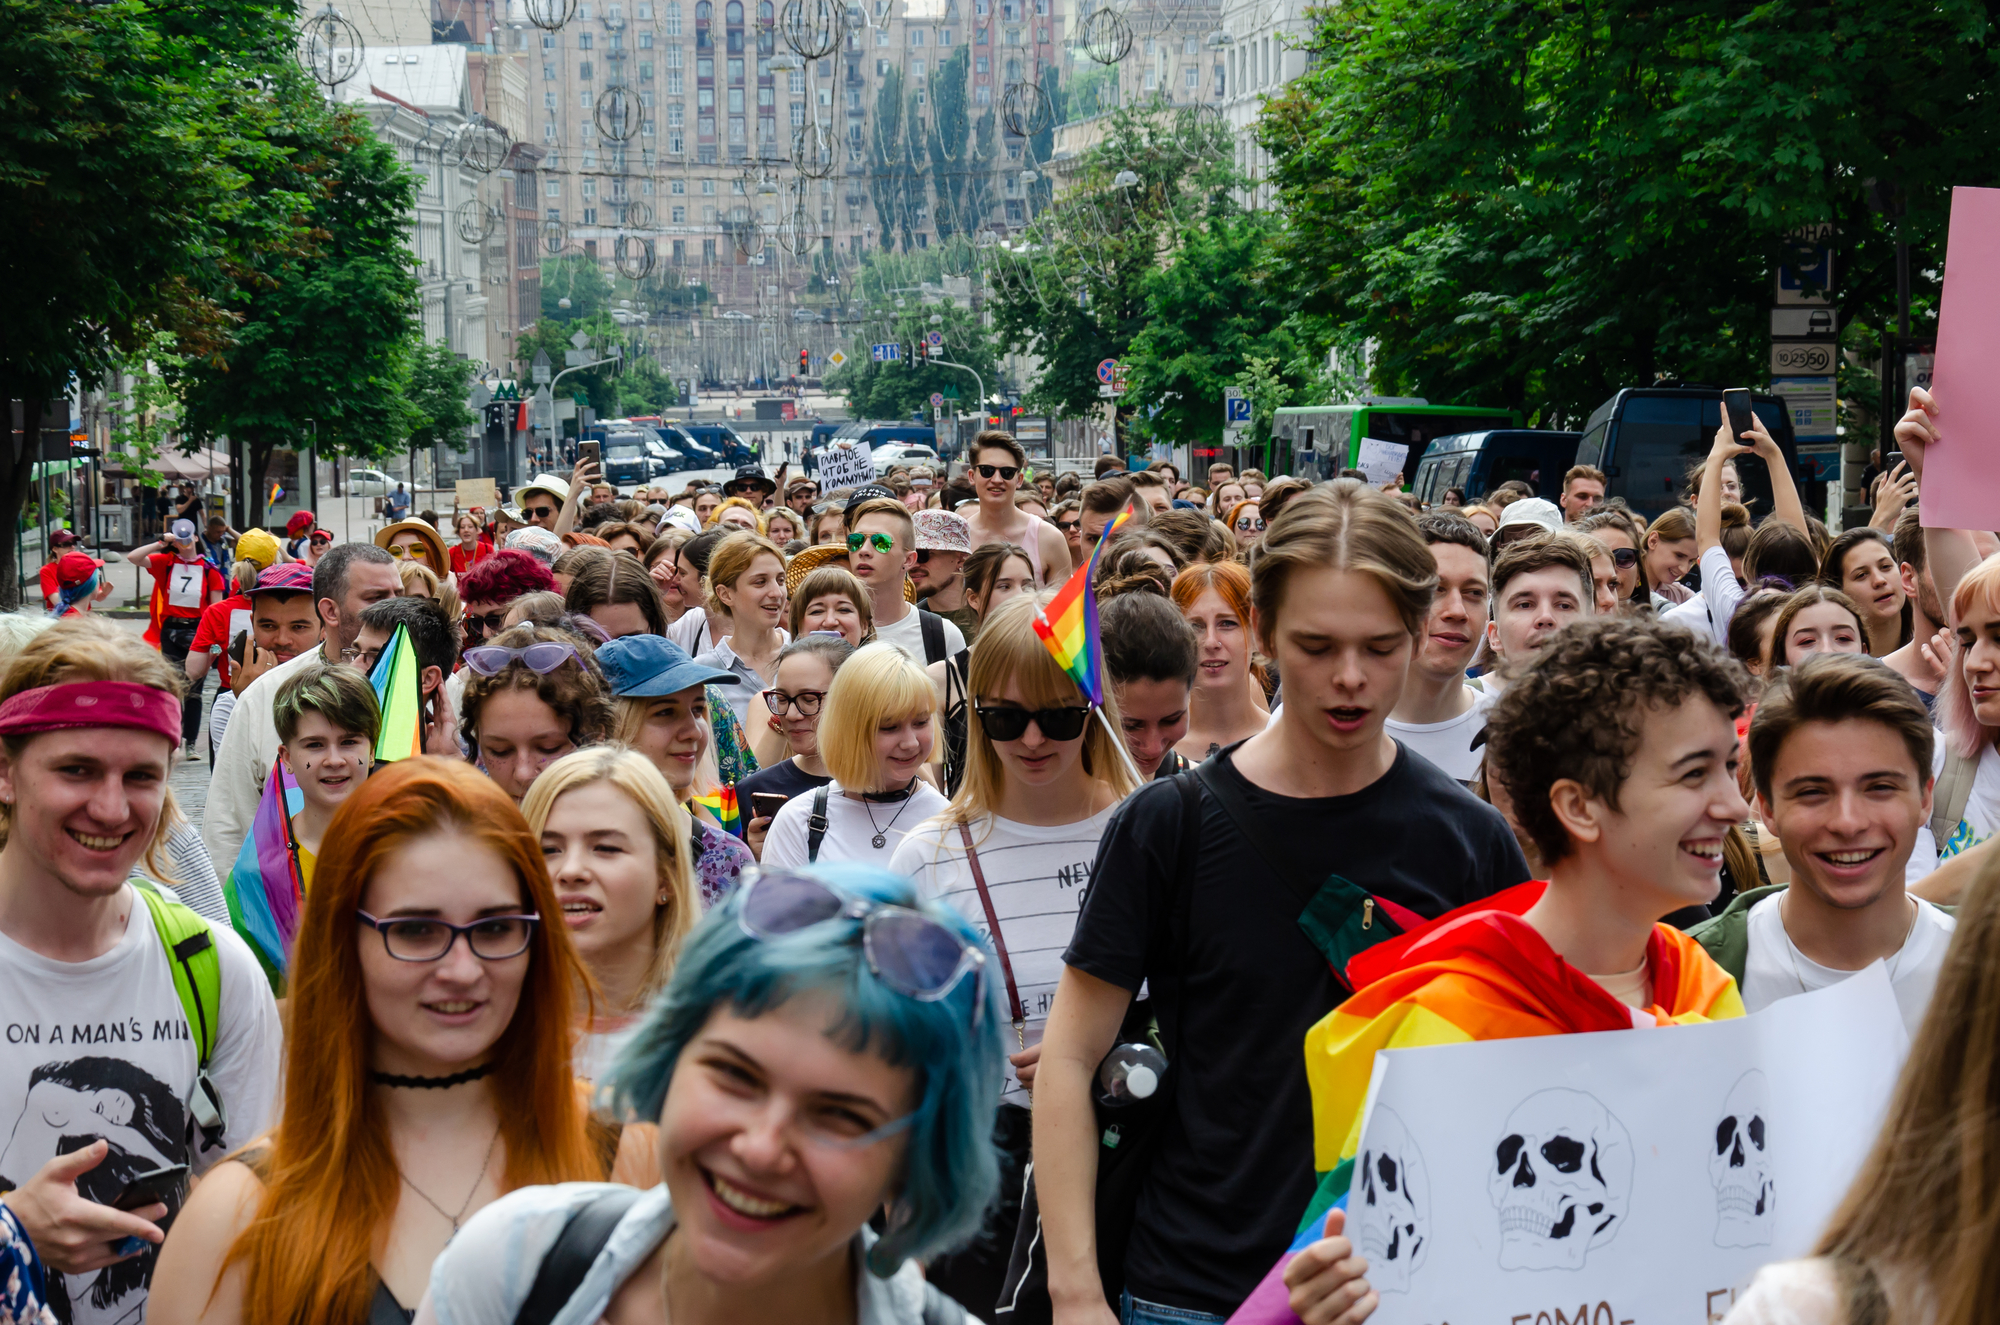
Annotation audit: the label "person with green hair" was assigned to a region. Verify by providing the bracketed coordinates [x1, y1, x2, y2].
[272, 661, 381, 892]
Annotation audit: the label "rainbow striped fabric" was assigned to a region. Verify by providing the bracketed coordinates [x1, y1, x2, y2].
[694, 785, 742, 837]
[368, 621, 423, 761]
[1031, 501, 1134, 705]
[223, 757, 305, 992]
[1228, 882, 1744, 1324]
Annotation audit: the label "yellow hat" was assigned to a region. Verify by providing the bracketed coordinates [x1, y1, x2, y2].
[234, 528, 280, 570]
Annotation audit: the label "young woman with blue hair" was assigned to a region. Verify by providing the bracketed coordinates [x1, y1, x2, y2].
[415, 863, 1008, 1325]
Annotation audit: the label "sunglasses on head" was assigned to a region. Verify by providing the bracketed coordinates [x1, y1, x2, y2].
[848, 531, 896, 554]
[975, 464, 1020, 481]
[462, 641, 582, 676]
[975, 703, 1093, 742]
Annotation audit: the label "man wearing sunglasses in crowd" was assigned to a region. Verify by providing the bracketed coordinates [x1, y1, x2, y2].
[908, 509, 978, 639]
[846, 495, 965, 667]
[961, 430, 1072, 589]
[206, 542, 403, 870]
[515, 472, 572, 532]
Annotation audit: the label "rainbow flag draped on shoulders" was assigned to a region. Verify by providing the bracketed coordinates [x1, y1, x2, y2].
[1228, 881, 1743, 1324]
[1032, 502, 1134, 705]
[224, 757, 305, 992]
[368, 621, 424, 761]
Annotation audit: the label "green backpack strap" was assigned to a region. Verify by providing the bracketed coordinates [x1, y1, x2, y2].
[133, 881, 229, 1152]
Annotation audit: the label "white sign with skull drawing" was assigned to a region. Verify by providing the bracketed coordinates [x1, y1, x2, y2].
[1346, 964, 1904, 1322]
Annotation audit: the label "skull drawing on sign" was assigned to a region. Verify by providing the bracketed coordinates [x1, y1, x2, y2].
[1350, 1106, 1429, 1293]
[1710, 1070, 1775, 1247]
[1488, 1088, 1634, 1271]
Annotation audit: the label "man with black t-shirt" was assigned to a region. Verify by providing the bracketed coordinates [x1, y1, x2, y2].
[1036, 481, 1529, 1325]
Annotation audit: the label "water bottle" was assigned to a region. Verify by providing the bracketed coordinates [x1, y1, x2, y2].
[1094, 1042, 1167, 1109]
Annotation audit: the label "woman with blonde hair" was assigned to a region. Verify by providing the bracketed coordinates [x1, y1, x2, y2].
[522, 746, 699, 1080]
[762, 505, 803, 546]
[707, 495, 766, 534]
[149, 758, 647, 1325]
[889, 592, 1137, 1309]
[397, 558, 462, 622]
[1172, 559, 1270, 762]
[693, 530, 790, 731]
[760, 643, 947, 866]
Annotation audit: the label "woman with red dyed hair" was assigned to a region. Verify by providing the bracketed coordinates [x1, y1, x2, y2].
[149, 757, 648, 1325]
[1171, 559, 1271, 764]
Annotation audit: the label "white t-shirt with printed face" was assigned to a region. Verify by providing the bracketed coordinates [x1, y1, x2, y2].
[889, 807, 1118, 1105]
[1385, 687, 1495, 785]
[0, 890, 282, 1325]
[1739, 889, 1953, 1038]
[760, 779, 952, 869]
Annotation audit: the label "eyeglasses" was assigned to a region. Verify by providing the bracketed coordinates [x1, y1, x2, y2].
[761, 688, 827, 716]
[975, 704, 1093, 742]
[462, 641, 583, 676]
[523, 505, 557, 520]
[384, 543, 431, 562]
[355, 910, 540, 962]
[1234, 516, 1266, 532]
[1608, 547, 1639, 569]
[848, 532, 896, 554]
[914, 548, 958, 564]
[461, 610, 509, 641]
[975, 464, 1020, 481]
[341, 643, 385, 672]
[738, 868, 984, 1018]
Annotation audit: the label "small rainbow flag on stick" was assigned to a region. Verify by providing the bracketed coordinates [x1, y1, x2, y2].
[368, 622, 424, 761]
[1030, 501, 1134, 706]
[694, 786, 743, 837]
[224, 758, 304, 991]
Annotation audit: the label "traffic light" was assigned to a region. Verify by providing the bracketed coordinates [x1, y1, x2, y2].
[799, 349, 810, 375]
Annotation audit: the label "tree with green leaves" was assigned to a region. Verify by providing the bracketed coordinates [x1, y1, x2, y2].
[542, 254, 616, 323]
[617, 354, 680, 415]
[1260, 0, 2000, 427]
[515, 313, 657, 422]
[403, 341, 479, 458]
[172, 104, 424, 522]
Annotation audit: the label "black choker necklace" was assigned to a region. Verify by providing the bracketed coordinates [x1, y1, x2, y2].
[371, 1062, 494, 1090]
[858, 780, 918, 804]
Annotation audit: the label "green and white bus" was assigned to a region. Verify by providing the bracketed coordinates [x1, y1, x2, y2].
[1265, 400, 1521, 481]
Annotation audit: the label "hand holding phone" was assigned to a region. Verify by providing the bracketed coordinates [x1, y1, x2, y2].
[750, 792, 790, 822]
[1721, 388, 1756, 440]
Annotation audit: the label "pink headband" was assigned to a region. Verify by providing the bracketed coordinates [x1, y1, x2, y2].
[0, 682, 182, 745]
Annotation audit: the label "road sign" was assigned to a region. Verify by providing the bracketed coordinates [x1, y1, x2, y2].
[871, 342, 902, 362]
[531, 349, 552, 385]
[930, 392, 945, 406]
[1771, 341, 1837, 375]
[827, 349, 848, 369]
[564, 349, 590, 367]
[1224, 388, 1252, 426]
[926, 330, 944, 348]
[569, 329, 591, 350]
[1098, 384, 1117, 398]
[1096, 358, 1118, 385]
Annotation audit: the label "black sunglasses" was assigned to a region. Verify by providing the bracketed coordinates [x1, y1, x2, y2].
[975, 464, 1020, 481]
[975, 704, 1092, 742]
[523, 505, 557, 519]
[1608, 547, 1639, 569]
[461, 609, 509, 639]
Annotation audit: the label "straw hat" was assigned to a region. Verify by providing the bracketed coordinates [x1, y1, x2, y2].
[375, 519, 448, 572]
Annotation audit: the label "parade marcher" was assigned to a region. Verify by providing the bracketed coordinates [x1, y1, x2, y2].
[1077, 478, 1142, 558]
[206, 543, 402, 870]
[1574, 507, 1645, 605]
[847, 497, 964, 667]
[187, 524, 282, 708]
[377, 519, 448, 580]
[787, 564, 874, 647]
[1385, 513, 1492, 784]
[459, 624, 614, 806]
[910, 509, 978, 641]
[416, 864, 1003, 1325]
[1481, 533, 1595, 692]
[208, 562, 321, 756]
[48, 551, 108, 619]
[268, 661, 380, 895]
[962, 430, 1071, 588]
[458, 548, 559, 648]
[664, 528, 733, 657]
[0, 618, 281, 1323]
[693, 531, 792, 732]
[522, 746, 699, 1081]
[739, 635, 855, 856]
[132, 518, 227, 755]
[283, 510, 317, 561]
[450, 512, 494, 575]
[892, 592, 1140, 1314]
[762, 644, 949, 868]
[355, 594, 461, 756]
[1818, 526, 1911, 657]
[1767, 585, 1869, 670]
[1102, 590, 1199, 781]
[1276, 616, 1748, 1323]
[596, 634, 755, 906]
[1557, 463, 1606, 523]
[563, 549, 670, 642]
[1882, 508, 1950, 708]
[1640, 505, 1699, 606]
[149, 759, 650, 1325]
[763, 506, 802, 546]
[1171, 561, 1268, 764]
[929, 542, 1038, 797]
[710, 496, 766, 535]
[35, 528, 80, 611]
[1662, 409, 1809, 644]
[1035, 481, 1528, 1325]
[1691, 653, 1952, 1037]
[517, 472, 572, 531]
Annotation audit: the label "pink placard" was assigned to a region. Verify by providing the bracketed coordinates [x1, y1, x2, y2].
[1921, 186, 2000, 530]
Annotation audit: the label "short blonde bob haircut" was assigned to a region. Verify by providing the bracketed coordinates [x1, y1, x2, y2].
[708, 495, 768, 535]
[818, 641, 938, 791]
[945, 592, 1135, 831]
[521, 744, 699, 1007]
[705, 530, 788, 618]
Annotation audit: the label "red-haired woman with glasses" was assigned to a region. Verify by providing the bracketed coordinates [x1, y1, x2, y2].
[150, 758, 649, 1325]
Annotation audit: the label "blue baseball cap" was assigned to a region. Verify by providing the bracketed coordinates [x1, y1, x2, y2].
[596, 634, 742, 696]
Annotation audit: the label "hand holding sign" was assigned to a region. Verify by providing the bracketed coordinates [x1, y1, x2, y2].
[1921, 187, 2000, 529]
[817, 441, 875, 490]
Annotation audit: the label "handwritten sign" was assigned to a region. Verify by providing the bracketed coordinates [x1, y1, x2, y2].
[816, 441, 875, 490]
[455, 477, 497, 512]
[1355, 437, 1409, 487]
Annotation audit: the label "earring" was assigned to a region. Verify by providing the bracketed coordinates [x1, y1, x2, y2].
[657, 893, 669, 904]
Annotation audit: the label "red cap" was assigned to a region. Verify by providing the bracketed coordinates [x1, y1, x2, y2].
[286, 511, 317, 536]
[55, 552, 103, 587]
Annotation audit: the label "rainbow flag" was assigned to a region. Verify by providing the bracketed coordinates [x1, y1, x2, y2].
[693, 786, 742, 837]
[1226, 882, 1744, 1324]
[224, 757, 305, 992]
[368, 621, 422, 761]
[1030, 501, 1135, 705]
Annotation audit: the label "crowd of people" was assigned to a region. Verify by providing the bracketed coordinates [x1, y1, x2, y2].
[0, 388, 1991, 1324]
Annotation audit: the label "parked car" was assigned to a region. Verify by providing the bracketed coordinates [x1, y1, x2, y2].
[1410, 430, 1584, 506]
[643, 434, 686, 475]
[1573, 386, 1802, 521]
[347, 468, 393, 497]
[871, 441, 941, 474]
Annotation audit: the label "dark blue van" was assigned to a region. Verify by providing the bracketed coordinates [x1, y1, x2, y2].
[681, 423, 756, 467]
[1410, 430, 1583, 505]
[1574, 387, 1801, 521]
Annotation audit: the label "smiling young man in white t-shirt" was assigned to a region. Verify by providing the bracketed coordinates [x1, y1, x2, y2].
[1387, 513, 1494, 783]
[844, 497, 965, 668]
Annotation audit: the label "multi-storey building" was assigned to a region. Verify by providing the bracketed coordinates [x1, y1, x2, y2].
[1216, 0, 1309, 207]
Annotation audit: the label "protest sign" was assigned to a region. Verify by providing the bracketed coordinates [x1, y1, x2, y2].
[817, 441, 875, 490]
[1232, 967, 1904, 1324]
[1923, 186, 2000, 530]
[455, 477, 497, 511]
[1355, 438, 1410, 487]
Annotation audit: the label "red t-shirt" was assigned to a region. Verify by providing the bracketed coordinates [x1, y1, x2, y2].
[37, 563, 58, 613]
[145, 552, 224, 646]
[190, 593, 252, 688]
[450, 539, 494, 575]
